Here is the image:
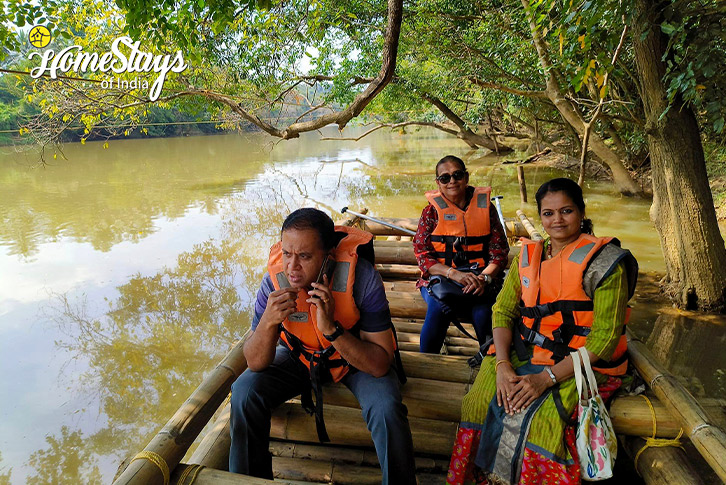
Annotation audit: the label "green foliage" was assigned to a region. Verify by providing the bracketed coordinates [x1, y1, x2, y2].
[657, 1, 726, 134]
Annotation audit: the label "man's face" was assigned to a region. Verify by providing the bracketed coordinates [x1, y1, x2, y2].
[281, 228, 328, 289]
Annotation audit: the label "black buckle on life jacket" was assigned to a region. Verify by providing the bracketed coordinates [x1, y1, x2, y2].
[517, 320, 575, 363]
[520, 303, 555, 319]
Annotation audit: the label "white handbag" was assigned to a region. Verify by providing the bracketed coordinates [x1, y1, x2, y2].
[571, 347, 617, 480]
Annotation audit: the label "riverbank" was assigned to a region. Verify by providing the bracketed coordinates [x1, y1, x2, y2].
[506, 137, 726, 220]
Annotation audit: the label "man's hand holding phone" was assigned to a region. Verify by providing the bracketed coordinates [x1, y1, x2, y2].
[308, 256, 336, 334]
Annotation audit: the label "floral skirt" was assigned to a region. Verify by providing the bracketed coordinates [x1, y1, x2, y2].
[447, 354, 621, 485]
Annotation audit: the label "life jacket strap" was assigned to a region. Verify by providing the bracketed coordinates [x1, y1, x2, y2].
[519, 300, 594, 319]
[430, 235, 490, 245]
[467, 337, 494, 368]
[281, 327, 349, 442]
[516, 320, 576, 363]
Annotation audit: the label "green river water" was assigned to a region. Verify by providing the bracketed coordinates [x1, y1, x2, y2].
[0, 127, 723, 483]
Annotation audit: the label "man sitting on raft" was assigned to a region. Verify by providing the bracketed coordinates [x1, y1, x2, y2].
[229, 208, 416, 485]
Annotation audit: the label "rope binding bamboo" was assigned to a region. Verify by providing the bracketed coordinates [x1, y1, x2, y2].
[177, 464, 205, 485]
[130, 451, 170, 485]
[633, 394, 685, 472]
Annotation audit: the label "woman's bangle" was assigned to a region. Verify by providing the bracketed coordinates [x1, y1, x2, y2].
[545, 366, 557, 385]
[495, 359, 512, 372]
[446, 267, 453, 279]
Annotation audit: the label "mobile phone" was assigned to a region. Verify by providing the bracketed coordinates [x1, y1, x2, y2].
[316, 256, 332, 285]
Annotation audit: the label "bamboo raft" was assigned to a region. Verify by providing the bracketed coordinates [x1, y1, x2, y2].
[113, 212, 726, 485]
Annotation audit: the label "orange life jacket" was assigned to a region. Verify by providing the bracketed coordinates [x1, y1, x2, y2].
[423, 186, 492, 269]
[268, 225, 372, 383]
[486, 234, 637, 376]
[267, 225, 404, 442]
[515, 234, 634, 375]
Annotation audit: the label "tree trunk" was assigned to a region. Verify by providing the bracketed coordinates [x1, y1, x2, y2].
[520, 0, 644, 196]
[633, 0, 726, 311]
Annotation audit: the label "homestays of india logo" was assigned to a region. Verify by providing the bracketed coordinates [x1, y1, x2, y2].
[28, 30, 188, 102]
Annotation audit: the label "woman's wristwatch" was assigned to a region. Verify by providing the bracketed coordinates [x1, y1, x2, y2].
[482, 273, 493, 285]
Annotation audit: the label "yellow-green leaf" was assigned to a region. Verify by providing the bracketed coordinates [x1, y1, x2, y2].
[103, 142, 109, 149]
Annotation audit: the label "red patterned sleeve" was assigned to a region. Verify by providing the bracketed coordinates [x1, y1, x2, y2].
[487, 203, 510, 269]
[412, 204, 439, 278]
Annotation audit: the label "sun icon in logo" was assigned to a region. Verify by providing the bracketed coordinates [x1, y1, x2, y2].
[29, 25, 52, 48]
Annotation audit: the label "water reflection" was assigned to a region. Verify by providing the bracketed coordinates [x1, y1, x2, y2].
[645, 311, 726, 398]
[0, 127, 707, 483]
[0, 135, 270, 257]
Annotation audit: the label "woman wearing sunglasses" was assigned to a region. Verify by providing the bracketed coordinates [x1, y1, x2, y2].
[412, 155, 509, 353]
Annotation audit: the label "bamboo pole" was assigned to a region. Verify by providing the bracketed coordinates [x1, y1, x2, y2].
[374, 245, 418, 265]
[627, 333, 726, 482]
[393, 318, 477, 339]
[187, 369, 726, 475]
[187, 402, 232, 470]
[113, 331, 251, 485]
[171, 465, 274, 484]
[399, 352, 475, 383]
[374, 241, 519, 268]
[396, 331, 479, 351]
[270, 402, 457, 456]
[376, 263, 421, 279]
[620, 436, 705, 485]
[172, 461, 447, 485]
[268, 441, 450, 472]
[387, 290, 428, 319]
[360, 217, 419, 236]
[383, 280, 418, 292]
[516, 209, 543, 240]
[505, 220, 528, 238]
[610, 396, 726, 438]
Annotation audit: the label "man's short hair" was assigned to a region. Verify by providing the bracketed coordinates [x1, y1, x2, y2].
[281, 208, 336, 251]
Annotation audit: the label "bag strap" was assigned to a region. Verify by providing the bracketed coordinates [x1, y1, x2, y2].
[571, 348, 585, 402]
[578, 347, 600, 399]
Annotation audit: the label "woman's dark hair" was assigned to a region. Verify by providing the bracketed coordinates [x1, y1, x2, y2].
[435, 155, 467, 175]
[534, 178, 594, 235]
[281, 208, 336, 251]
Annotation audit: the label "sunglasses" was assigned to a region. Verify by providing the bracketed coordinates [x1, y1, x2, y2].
[436, 170, 467, 184]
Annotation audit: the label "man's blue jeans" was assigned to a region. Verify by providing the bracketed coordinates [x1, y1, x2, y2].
[229, 345, 417, 484]
[419, 287, 493, 353]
